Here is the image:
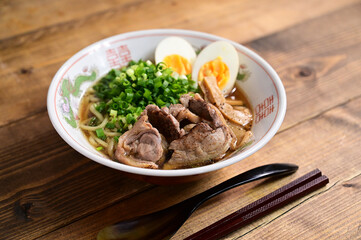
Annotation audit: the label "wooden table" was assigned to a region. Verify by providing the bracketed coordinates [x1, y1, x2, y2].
[1, 0, 360, 239]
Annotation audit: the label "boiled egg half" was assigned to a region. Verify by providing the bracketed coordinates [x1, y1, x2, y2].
[192, 41, 239, 95]
[155, 37, 196, 76]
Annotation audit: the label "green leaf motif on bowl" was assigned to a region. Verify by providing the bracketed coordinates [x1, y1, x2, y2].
[60, 71, 97, 128]
[237, 64, 251, 82]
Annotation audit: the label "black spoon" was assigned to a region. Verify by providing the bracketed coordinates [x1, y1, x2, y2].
[97, 163, 298, 240]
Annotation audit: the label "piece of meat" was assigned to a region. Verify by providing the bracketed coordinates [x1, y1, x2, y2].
[185, 94, 215, 124]
[163, 123, 229, 169]
[179, 94, 191, 108]
[183, 93, 229, 129]
[201, 76, 253, 129]
[145, 105, 184, 143]
[168, 104, 201, 124]
[199, 76, 224, 106]
[219, 103, 253, 129]
[181, 94, 238, 148]
[179, 93, 205, 108]
[164, 94, 236, 169]
[114, 114, 168, 169]
[183, 123, 197, 133]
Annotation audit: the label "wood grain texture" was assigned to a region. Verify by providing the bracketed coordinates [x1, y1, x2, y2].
[1, 0, 357, 41]
[248, 4, 361, 131]
[0, 0, 358, 126]
[0, 0, 138, 39]
[1, 0, 361, 239]
[32, 3, 361, 240]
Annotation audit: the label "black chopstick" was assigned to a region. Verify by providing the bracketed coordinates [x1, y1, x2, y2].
[185, 169, 329, 240]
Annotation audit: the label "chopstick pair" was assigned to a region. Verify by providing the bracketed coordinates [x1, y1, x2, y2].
[185, 169, 329, 240]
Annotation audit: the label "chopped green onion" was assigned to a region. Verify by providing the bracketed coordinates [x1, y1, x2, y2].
[96, 146, 103, 151]
[106, 122, 115, 129]
[110, 109, 117, 117]
[92, 59, 199, 134]
[89, 117, 97, 126]
[126, 68, 134, 76]
[95, 102, 106, 113]
[143, 88, 152, 100]
[156, 98, 166, 106]
[179, 74, 187, 80]
[122, 80, 130, 86]
[156, 62, 167, 71]
[95, 128, 106, 140]
[126, 113, 135, 124]
[110, 103, 119, 110]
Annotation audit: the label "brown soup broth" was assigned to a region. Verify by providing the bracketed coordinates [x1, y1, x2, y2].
[227, 86, 253, 112]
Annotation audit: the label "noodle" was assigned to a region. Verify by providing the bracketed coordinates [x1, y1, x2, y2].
[88, 135, 97, 146]
[104, 131, 122, 137]
[89, 104, 104, 121]
[88, 88, 95, 94]
[89, 131, 108, 148]
[80, 93, 115, 157]
[79, 116, 108, 131]
[107, 138, 115, 158]
[89, 95, 100, 102]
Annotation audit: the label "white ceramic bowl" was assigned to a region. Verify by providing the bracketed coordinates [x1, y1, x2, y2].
[47, 29, 286, 184]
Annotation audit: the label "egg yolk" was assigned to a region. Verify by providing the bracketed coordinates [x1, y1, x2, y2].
[163, 54, 192, 75]
[198, 56, 229, 90]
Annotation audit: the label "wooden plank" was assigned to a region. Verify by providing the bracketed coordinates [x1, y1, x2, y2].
[0, 0, 137, 39]
[37, 86, 361, 240]
[247, 4, 361, 131]
[0, 0, 359, 126]
[1, 0, 356, 41]
[0, 62, 62, 129]
[31, 4, 361, 239]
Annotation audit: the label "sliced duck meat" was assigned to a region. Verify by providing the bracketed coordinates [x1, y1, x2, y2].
[168, 104, 201, 124]
[164, 94, 236, 169]
[179, 93, 191, 108]
[145, 105, 184, 143]
[200, 76, 253, 129]
[182, 93, 229, 129]
[180, 94, 214, 123]
[114, 114, 168, 169]
[163, 123, 229, 169]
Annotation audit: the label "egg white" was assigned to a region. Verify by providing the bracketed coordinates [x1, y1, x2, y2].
[155, 37, 196, 67]
[192, 41, 239, 95]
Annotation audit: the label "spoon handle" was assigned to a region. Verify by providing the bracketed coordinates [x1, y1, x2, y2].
[184, 163, 298, 212]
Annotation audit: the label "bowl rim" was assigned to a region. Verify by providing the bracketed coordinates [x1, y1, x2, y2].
[47, 28, 286, 177]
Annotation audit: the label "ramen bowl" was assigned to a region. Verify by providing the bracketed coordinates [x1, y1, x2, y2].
[47, 29, 286, 185]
